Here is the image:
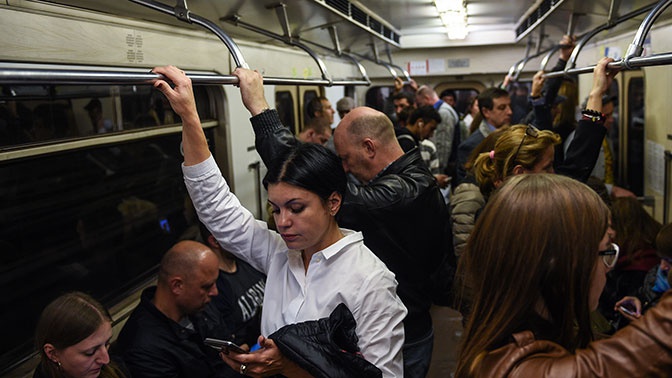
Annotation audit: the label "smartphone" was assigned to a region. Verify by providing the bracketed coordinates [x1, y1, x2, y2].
[204, 338, 247, 354]
[619, 305, 637, 317]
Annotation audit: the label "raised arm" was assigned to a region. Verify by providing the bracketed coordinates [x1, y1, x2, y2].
[152, 65, 209, 166]
[556, 57, 618, 181]
[232, 68, 298, 167]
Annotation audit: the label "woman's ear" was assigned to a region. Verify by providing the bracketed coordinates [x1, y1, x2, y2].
[512, 165, 526, 175]
[43, 343, 58, 363]
[328, 192, 342, 216]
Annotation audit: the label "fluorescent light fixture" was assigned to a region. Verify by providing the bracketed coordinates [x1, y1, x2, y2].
[436, 0, 468, 40]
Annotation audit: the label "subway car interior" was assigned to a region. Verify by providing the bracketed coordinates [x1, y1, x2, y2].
[2, 0, 672, 376]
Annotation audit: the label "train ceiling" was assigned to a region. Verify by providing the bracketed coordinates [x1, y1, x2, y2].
[36, 0, 667, 61]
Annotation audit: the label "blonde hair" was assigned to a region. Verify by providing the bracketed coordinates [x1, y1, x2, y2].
[472, 125, 561, 198]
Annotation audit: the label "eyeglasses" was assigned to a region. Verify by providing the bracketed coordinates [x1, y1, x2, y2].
[598, 243, 620, 269]
[511, 124, 539, 165]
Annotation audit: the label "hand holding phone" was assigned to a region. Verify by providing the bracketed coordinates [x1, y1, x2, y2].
[204, 338, 247, 354]
[619, 304, 637, 317]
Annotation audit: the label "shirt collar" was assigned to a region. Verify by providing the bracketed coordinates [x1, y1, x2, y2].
[320, 229, 363, 260]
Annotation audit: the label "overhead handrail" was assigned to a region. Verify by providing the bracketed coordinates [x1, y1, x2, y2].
[221, 3, 333, 85]
[544, 0, 671, 79]
[506, 37, 533, 82]
[0, 66, 368, 86]
[624, 0, 672, 68]
[543, 52, 672, 78]
[128, 0, 249, 69]
[385, 44, 412, 82]
[565, 2, 656, 72]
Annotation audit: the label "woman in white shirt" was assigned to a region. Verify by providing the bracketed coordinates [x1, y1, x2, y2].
[152, 65, 407, 378]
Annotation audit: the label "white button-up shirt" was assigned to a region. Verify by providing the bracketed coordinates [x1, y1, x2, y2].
[183, 156, 406, 377]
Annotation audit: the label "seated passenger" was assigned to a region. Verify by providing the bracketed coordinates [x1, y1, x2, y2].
[614, 222, 672, 325]
[151, 65, 406, 377]
[456, 173, 672, 377]
[199, 222, 266, 348]
[34, 291, 127, 378]
[115, 241, 240, 378]
[599, 197, 662, 323]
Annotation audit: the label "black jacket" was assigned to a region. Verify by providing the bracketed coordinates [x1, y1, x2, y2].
[113, 287, 240, 378]
[270, 303, 382, 378]
[251, 110, 455, 343]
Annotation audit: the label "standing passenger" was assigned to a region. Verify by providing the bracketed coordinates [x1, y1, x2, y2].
[456, 173, 672, 377]
[151, 65, 406, 377]
[33, 292, 127, 378]
[233, 67, 453, 377]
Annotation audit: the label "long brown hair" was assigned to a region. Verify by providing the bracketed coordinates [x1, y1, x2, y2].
[455, 174, 609, 377]
[35, 292, 125, 378]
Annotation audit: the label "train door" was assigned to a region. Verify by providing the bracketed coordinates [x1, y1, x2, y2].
[275, 85, 300, 135]
[615, 71, 645, 197]
[274, 85, 322, 135]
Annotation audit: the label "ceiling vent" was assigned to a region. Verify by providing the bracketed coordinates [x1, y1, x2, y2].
[321, 0, 401, 46]
[515, 0, 566, 41]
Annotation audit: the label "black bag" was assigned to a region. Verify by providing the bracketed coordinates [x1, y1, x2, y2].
[269, 303, 382, 378]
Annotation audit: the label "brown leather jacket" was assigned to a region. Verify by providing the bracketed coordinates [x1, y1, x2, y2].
[470, 291, 672, 377]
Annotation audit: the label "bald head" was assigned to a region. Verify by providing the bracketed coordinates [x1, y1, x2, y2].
[415, 85, 439, 107]
[333, 106, 403, 183]
[158, 240, 217, 285]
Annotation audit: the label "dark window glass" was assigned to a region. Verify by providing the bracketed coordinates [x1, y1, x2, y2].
[275, 91, 295, 134]
[0, 83, 217, 373]
[627, 77, 644, 196]
[0, 84, 214, 150]
[303, 90, 318, 125]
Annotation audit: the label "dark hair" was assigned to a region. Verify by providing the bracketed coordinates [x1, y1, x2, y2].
[264, 142, 346, 201]
[306, 96, 328, 120]
[440, 89, 456, 99]
[456, 174, 609, 376]
[611, 197, 661, 262]
[392, 91, 415, 107]
[408, 105, 441, 126]
[657, 223, 672, 259]
[477, 87, 509, 113]
[35, 292, 121, 378]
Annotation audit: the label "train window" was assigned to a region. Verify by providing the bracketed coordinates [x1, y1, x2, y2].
[0, 83, 217, 372]
[275, 90, 296, 134]
[365, 85, 393, 112]
[0, 85, 214, 150]
[303, 90, 318, 122]
[627, 77, 644, 196]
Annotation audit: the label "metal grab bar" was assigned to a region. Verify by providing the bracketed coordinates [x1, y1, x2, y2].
[0, 67, 370, 86]
[543, 52, 672, 78]
[565, 3, 656, 72]
[625, 0, 672, 67]
[128, 0, 249, 69]
[222, 12, 333, 85]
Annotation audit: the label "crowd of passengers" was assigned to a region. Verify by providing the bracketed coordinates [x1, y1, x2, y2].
[32, 35, 672, 378]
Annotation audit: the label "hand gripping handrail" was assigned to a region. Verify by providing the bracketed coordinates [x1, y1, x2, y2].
[127, 0, 368, 86]
[128, 0, 249, 69]
[543, 0, 672, 79]
[564, 2, 657, 72]
[0, 66, 359, 86]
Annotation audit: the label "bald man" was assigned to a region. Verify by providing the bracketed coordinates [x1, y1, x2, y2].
[234, 68, 454, 378]
[116, 241, 242, 378]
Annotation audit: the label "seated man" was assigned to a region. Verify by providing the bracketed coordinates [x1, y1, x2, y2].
[115, 240, 241, 378]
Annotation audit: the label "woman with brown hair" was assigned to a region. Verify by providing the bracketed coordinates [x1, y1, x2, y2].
[33, 292, 126, 378]
[455, 174, 672, 377]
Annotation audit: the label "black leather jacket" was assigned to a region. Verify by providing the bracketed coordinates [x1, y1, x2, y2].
[270, 303, 382, 378]
[114, 287, 240, 378]
[251, 110, 454, 343]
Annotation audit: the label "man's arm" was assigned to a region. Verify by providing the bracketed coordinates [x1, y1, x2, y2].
[232, 68, 298, 166]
